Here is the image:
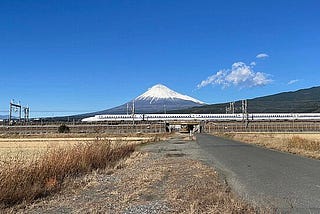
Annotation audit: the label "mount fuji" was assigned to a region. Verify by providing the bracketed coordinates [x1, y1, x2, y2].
[92, 84, 205, 115]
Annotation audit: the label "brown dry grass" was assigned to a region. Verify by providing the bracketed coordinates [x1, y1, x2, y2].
[287, 136, 320, 151]
[113, 153, 261, 213]
[0, 133, 170, 159]
[0, 132, 170, 139]
[4, 151, 264, 213]
[163, 160, 257, 213]
[0, 139, 135, 208]
[217, 133, 320, 159]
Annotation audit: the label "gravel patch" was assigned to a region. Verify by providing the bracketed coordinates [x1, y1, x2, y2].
[123, 201, 173, 214]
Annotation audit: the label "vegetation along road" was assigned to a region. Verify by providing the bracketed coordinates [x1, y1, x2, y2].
[195, 134, 320, 213]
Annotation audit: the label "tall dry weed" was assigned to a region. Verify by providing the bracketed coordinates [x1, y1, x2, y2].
[0, 140, 135, 207]
[286, 136, 320, 151]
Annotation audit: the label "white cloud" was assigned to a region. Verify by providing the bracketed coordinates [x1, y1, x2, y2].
[197, 61, 272, 89]
[197, 70, 227, 89]
[250, 61, 256, 66]
[256, 53, 269, 59]
[288, 79, 299, 85]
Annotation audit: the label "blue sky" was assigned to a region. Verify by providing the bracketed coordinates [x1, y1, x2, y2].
[1, 0, 319, 117]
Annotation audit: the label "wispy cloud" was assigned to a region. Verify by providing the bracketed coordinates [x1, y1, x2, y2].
[288, 79, 299, 85]
[197, 62, 272, 89]
[256, 53, 269, 59]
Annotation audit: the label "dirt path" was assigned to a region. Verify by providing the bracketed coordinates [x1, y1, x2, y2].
[5, 134, 255, 213]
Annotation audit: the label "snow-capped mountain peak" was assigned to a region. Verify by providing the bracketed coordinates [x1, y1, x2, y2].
[136, 84, 205, 104]
[81, 84, 205, 115]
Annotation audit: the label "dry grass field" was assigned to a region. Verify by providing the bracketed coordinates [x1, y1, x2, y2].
[3, 134, 264, 213]
[0, 133, 169, 208]
[0, 133, 272, 212]
[218, 132, 320, 159]
[0, 134, 166, 160]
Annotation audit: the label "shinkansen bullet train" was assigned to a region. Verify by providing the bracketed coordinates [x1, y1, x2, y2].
[81, 113, 320, 122]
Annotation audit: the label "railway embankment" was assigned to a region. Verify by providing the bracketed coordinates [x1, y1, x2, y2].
[1, 120, 320, 135]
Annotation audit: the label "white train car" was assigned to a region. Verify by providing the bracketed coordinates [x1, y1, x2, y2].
[249, 113, 320, 121]
[248, 113, 299, 121]
[81, 113, 320, 122]
[144, 114, 197, 121]
[82, 114, 143, 122]
[295, 113, 320, 120]
[193, 114, 244, 121]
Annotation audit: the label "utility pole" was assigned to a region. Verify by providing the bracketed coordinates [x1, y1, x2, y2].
[127, 103, 129, 115]
[9, 100, 30, 125]
[242, 100, 245, 120]
[226, 102, 235, 114]
[241, 100, 248, 128]
[231, 102, 235, 114]
[9, 100, 22, 124]
[132, 100, 135, 125]
[23, 106, 30, 122]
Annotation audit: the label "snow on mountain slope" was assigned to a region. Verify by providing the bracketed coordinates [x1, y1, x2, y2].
[136, 84, 205, 104]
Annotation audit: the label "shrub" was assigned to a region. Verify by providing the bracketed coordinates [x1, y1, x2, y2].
[58, 124, 70, 133]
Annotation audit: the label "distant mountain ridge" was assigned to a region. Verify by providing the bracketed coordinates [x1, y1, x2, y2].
[172, 86, 320, 114]
[0, 115, 9, 120]
[54, 85, 320, 122]
[0, 115, 18, 120]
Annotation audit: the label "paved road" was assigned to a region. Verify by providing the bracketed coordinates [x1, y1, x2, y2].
[195, 134, 320, 213]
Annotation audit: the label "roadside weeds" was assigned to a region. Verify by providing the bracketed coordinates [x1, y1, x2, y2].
[216, 132, 320, 160]
[0, 140, 135, 208]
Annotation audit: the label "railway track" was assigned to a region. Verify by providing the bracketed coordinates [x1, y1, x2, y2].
[1, 121, 320, 135]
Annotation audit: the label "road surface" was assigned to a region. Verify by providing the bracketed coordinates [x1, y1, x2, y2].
[196, 134, 320, 213]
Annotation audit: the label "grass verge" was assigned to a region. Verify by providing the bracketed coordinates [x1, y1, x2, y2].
[287, 135, 320, 151]
[0, 140, 135, 208]
[216, 133, 320, 159]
